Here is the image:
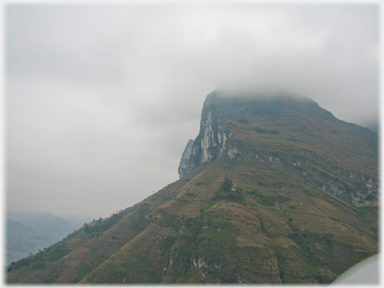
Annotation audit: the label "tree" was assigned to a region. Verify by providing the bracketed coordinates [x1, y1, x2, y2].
[219, 176, 233, 192]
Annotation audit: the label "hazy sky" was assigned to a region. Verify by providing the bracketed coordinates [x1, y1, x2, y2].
[6, 4, 378, 219]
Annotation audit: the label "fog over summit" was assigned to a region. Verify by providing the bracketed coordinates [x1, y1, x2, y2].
[6, 4, 378, 219]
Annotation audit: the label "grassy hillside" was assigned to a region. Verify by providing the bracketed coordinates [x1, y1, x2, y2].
[7, 156, 377, 283]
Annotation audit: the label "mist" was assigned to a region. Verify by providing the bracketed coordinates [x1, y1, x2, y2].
[6, 4, 378, 219]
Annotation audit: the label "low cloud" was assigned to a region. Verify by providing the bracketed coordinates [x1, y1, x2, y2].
[6, 4, 378, 218]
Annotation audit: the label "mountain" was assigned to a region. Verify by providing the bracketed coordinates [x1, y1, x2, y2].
[58, 214, 94, 228]
[8, 210, 92, 229]
[365, 123, 379, 134]
[26, 212, 79, 243]
[6, 91, 378, 284]
[6, 212, 81, 265]
[7, 210, 44, 225]
[6, 219, 52, 265]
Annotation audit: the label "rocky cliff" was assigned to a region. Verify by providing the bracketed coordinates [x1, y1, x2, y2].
[178, 139, 194, 178]
[178, 91, 233, 177]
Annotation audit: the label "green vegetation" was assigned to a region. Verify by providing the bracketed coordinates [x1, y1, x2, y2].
[121, 257, 160, 283]
[211, 177, 244, 203]
[287, 223, 324, 266]
[237, 116, 248, 124]
[247, 189, 276, 206]
[84, 209, 132, 237]
[7, 241, 72, 273]
[73, 264, 92, 283]
[197, 223, 238, 247]
[253, 127, 279, 134]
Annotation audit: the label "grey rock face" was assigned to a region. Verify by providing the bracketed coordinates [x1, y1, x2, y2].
[178, 92, 231, 178]
[178, 139, 194, 178]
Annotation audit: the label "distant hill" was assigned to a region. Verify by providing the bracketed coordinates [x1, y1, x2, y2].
[7, 210, 43, 225]
[7, 91, 378, 284]
[6, 211, 82, 265]
[26, 212, 78, 243]
[58, 214, 94, 228]
[6, 219, 52, 265]
[365, 123, 378, 134]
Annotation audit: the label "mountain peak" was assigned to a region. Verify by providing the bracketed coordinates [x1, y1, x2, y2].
[178, 91, 377, 207]
[178, 91, 324, 179]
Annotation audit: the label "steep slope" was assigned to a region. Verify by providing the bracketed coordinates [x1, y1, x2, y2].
[7, 91, 378, 284]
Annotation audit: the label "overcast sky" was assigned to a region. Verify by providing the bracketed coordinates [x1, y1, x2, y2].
[5, 4, 378, 219]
